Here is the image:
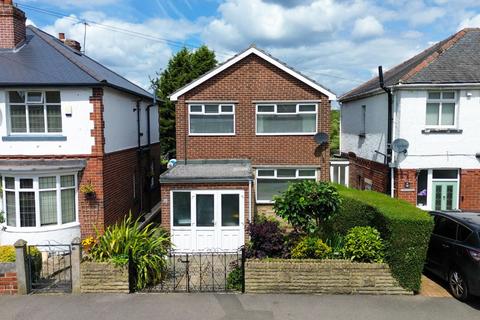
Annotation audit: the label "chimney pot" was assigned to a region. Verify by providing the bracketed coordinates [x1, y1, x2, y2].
[58, 33, 65, 41]
[3, 0, 14, 5]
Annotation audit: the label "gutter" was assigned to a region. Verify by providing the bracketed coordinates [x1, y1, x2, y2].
[378, 66, 394, 196]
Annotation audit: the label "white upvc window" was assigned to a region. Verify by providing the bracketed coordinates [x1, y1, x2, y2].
[255, 168, 317, 203]
[7, 90, 62, 134]
[425, 91, 456, 128]
[256, 103, 317, 135]
[1, 174, 78, 229]
[188, 103, 235, 135]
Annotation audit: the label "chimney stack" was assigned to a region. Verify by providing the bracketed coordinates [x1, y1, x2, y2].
[0, 0, 27, 49]
[57, 32, 81, 51]
[58, 33, 65, 41]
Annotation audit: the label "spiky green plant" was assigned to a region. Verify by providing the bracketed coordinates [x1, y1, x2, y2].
[88, 213, 171, 289]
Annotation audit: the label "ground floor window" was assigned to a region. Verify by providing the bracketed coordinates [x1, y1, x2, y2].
[255, 168, 317, 203]
[1, 174, 77, 228]
[415, 169, 459, 211]
[330, 162, 349, 186]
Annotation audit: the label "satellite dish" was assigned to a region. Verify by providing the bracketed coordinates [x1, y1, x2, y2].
[314, 132, 329, 145]
[392, 138, 409, 153]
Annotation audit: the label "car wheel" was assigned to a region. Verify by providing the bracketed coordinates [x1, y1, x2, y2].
[449, 269, 469, 301]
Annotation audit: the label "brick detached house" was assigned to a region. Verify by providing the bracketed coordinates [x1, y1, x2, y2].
[0, 0, 160, 245]
[160, 46, 336, 251]
[339, 28, 480, 212]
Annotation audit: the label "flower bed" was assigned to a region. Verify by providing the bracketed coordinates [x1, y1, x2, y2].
[245, 259, 412, 295]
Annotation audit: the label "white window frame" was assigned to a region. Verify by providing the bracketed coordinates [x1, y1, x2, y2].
[6, 90, 63, 135]
[188, 103, 235, 136]
[0, 173, 79, 231]
[255, 168, 317, 204]
[425, 91, 457, 129]
[255, 103, 318, 136]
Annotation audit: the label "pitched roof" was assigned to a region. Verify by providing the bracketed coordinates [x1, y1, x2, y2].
[0, 26, 152, 99]
[339, 28, 480, 102]
[169, 46, 336, 101]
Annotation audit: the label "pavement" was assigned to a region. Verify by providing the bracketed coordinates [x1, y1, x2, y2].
[0, 293, 479, 320]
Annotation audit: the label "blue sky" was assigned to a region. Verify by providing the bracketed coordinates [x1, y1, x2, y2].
[17, 0, 480, 96]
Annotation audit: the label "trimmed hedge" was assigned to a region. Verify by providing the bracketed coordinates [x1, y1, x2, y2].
[332, 186, 434, 292]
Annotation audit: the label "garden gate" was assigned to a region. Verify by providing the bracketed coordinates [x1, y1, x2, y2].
[141, 247, 245, 293]
[27, 244, 72, 294]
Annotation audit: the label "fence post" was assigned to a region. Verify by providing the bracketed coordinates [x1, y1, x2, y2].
[71, 237, 82, 294]
[14, 239, 29, 295]
[241, 246, 246, 293]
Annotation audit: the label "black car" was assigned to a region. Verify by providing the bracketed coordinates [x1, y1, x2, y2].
[425, 211, 480, 301]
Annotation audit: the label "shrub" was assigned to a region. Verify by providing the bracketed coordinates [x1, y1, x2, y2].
[324, 233, 345, 259]
[247, 218, 285, 258]
[343, 226, 384, 263]
[291, 236, 332, 259]
[0, 245, 16, 262]
[226, 261, 243, 291]
[88, 213, 171, 290]
[274, 181, 341, 234]
[334, 186, 434, 292]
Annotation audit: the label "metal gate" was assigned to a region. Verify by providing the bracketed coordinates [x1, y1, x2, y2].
[28, 244, 72, 294]
[143, 247, 245, 293]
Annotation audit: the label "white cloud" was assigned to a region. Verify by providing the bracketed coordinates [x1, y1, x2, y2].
[352, 16, 384, 38]
[458, 13, 480, 29]
[42, 13, 199, 89]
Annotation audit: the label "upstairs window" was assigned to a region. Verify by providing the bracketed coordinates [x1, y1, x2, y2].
[426, 91, 456, 127]
[8, 91, 62, 134]
[256, 103, 317, 135]
[189, 104, 235, 135]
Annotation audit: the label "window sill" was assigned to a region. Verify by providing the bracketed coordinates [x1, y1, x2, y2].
[0, 222, 80, 233]
[421, 128, 462, 134]
[2, 135, 67, 141]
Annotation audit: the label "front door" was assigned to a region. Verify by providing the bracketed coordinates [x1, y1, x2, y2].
[171, 190, 244, 252]
[432, 182, 458, 211]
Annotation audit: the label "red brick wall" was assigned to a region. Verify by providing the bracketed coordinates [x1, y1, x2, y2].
[103, 143, 161, 227]
[346, 155, 389, 193]
[459, 169, 480, 211]
[0, 2, 26, 49]
[0, 270, 17, 295]
[160, 182, 251, 239]
[394, 169, 417, 205]
[175, 54, 331, 181]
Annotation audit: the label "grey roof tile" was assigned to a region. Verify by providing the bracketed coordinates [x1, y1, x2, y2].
[0, 26, 152, 99]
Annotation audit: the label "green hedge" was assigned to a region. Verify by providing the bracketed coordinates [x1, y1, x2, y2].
[332, 186, 434, 292]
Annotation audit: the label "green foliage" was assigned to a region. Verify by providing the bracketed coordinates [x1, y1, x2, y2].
[0, 211, 5, 224]
[154, 46, 217, 158]
[273, 181, 341, 234]
[330, 109, 340, 152]
[226, 263, 243, 291]
[343, 226, 384, 263]
[88, 213, 171, 290]
[334, 186, 434, 292]
[0, 245, 16, 262]
[324, 233, 345, 259]
[291, 236, 332, 259]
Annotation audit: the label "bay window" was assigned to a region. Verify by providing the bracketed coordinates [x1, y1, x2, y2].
[189, 104, 235, 135]
[256, 103, 317, 135]
[256, 168, 317, 203]
[426, 91, 456, 127]
[1, 174, 77, 228]
[8, 91, 62, 134]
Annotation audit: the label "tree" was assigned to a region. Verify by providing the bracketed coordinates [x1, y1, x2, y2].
[273, 181, 341, 234]
[154, 46, 217, 158]
[330, 109, 340, 153]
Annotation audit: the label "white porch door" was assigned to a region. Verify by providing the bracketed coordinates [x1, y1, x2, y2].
[171, 190, 244, 252]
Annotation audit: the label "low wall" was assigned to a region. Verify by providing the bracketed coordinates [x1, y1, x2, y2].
[81, 261, 129, 293]
[245, 259, 412, 295]
[0, 263, 17, 295]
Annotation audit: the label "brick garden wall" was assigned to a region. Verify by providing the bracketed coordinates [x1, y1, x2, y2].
[175, 54, 331, 181]
[0, 263, 17, 295]
[245, 259, 412, 295]
[346, 154, 389, 193]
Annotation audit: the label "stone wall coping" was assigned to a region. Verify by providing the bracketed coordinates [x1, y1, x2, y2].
[247, 258, 388, 267]
[0, 262, 16, 274]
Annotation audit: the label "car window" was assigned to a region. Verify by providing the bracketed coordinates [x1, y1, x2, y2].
[457, 224, 472, 242]
[433, 216, 457, 239]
